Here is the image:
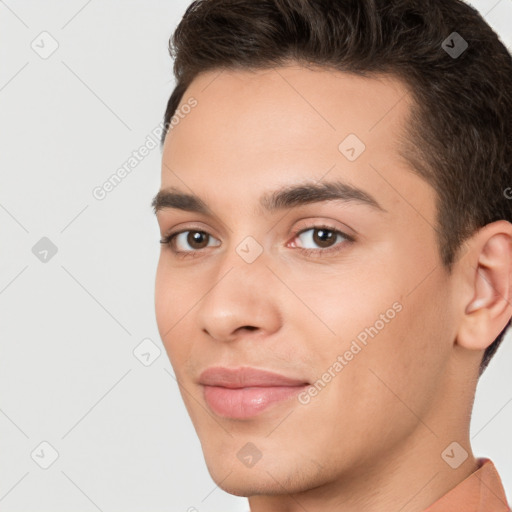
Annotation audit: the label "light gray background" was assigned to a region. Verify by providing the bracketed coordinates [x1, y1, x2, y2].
[0, 1, 511, 511]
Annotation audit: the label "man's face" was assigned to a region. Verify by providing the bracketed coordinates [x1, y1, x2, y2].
[154, 65, 456, 496]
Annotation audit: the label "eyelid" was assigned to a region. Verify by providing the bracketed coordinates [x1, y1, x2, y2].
[160, 221, 218, 241]
[292, 225, 354, 242]
[291, 216, 356, 238]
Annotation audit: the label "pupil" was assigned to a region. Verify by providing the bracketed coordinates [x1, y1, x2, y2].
[313, 229, 335, 248]
[188, 231, 208, 248]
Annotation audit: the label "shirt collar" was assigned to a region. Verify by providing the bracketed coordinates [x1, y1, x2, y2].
[424, 458, 510, 512]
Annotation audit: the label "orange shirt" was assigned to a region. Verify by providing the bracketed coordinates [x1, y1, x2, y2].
[424, 458, 510, 512]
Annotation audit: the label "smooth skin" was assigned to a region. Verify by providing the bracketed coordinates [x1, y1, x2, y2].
[153, 63, 512, 512]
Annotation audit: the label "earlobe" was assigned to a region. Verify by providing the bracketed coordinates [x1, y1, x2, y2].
[458, 224, 512, 352]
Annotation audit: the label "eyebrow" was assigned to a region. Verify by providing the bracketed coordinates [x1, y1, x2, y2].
[151, 180, 386, 215]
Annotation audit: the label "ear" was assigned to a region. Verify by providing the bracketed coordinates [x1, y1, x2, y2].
[457, 220, 512, 352]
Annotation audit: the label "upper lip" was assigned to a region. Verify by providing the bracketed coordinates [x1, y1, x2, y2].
[199, 366, 309, 389]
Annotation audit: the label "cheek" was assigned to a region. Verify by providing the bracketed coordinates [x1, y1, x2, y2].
[281, 261, 403, 354]
[154, 259, 173, 332]
[341, 271, 453, 425]
[284, 257, 451, 411]
[154, 257, 200, 326]
[154, 259, 196, 362]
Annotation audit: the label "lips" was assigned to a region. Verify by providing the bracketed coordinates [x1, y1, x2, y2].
[199, 366, 309, 388]
[199, 367, 310, 419]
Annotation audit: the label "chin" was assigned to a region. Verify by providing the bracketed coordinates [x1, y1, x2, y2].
[201, 446, 328, 498]
[203, 466, 292, 498]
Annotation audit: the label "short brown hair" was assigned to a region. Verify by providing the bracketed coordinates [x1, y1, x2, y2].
[160, 0, 512, 374]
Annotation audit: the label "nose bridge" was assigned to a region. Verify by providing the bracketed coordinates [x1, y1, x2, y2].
[196, 240, 281, 341]
[212, 229, 270, 291]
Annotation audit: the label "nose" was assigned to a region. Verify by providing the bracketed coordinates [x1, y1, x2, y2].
[196, 250, 282, 343]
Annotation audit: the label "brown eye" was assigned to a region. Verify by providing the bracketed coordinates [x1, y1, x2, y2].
[294, 226, 350, 252]
[187, 231, 210, 249]
[164, 230, 221, 253]
[312, 229, 337, 248]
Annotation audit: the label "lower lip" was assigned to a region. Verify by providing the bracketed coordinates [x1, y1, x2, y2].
[203, 385, 308, 419]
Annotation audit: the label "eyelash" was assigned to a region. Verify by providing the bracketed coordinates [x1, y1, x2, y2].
[160, 224, 355, 259]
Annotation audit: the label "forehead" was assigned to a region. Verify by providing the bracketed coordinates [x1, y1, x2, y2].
[159, 65, 434, 223]
[163, 65, 413, 173]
